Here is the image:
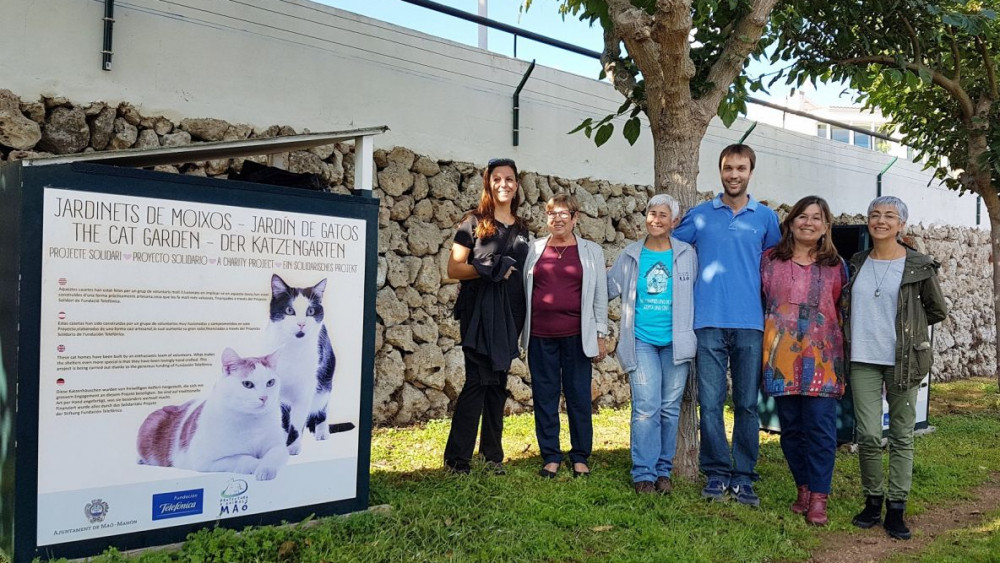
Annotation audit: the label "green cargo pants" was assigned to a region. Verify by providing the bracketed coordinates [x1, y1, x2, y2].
[849, 362, 918, 501]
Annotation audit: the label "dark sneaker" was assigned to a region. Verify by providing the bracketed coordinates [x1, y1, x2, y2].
[729, 483, 761, 507]
[634, 481, 656, 494]
[445, 463, 470, 475]
[701, 477, 728, 501]
[655, 476, 673, 494]
[485, 461, 507, 475]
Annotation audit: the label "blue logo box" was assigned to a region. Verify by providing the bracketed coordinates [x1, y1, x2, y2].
[152, 489, 204, 521]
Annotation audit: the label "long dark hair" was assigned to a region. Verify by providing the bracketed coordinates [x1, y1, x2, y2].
[467, 158, 527, 239]
[770, 195, 841, 267]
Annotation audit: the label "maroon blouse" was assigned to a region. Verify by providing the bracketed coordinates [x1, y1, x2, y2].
[531, 244, 583, 337]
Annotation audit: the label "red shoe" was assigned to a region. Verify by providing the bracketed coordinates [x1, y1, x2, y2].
[805, 493, 829, 526]
[791, 485, 811, 515]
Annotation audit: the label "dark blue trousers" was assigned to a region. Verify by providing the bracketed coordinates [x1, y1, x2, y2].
[528, 334, 593, 465]
[775, 395, 838, 494]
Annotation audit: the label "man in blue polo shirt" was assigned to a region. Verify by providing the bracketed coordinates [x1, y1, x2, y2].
[673, 144, 780, 507]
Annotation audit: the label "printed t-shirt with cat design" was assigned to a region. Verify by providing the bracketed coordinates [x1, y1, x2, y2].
[452, 215, 530, 332]
[635, 247, 673, 346]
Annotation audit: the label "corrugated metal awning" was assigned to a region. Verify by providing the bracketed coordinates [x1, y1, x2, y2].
[19, 127, 388, 168]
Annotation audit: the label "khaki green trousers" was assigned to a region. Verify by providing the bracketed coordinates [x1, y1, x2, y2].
[850, 362, 918, 501]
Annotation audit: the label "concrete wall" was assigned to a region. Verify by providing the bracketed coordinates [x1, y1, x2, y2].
[0, 0, 982, 227]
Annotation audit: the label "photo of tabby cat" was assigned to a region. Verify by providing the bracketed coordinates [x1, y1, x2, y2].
[267, 274, 353, 455]
[136, 348, 289, 481]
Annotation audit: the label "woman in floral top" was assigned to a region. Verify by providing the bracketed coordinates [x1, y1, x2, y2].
[761, 195, 847, 526]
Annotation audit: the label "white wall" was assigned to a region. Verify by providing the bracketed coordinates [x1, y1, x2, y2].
[0, 0, 981, 227]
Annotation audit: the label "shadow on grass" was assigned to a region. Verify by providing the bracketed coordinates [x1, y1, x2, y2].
[51, 379, 1000, 563]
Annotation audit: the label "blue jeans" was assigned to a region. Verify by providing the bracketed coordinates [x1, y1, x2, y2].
[629, 339, 690, 483]
[528, 334, 593, 464]
[696, 327, 762, 486]
[775, 395, 838, 494]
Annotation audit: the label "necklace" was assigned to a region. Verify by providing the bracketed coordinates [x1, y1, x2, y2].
[870, 258, 895, 298]
[549, 236, 575, 259]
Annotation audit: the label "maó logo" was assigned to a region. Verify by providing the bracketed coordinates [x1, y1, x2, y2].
[84, 499, 109, 523]
[219, 478, 250, 516]
[220, 478, 248, 499]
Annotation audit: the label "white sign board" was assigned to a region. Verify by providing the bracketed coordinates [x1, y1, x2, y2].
[36, 188, 366, 544]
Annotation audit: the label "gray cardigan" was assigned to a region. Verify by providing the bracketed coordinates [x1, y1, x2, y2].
[521, 236, 609, 357]
[606, 237, 697, 372]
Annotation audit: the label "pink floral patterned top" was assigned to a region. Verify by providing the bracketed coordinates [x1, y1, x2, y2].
[761, 249, 847, 398]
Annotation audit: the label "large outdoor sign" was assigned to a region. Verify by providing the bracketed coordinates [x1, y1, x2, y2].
[0, 160, 378, 562]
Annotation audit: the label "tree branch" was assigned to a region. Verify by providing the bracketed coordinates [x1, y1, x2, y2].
[604, 0, 661, 87]
[949, 29, 962, 82]
[838, 55, 975, 120]
[600, 26, 641, 108]
[976, 36, 999, 101]
[700, 0, 780, 113]
[646, 0, 696, 102]
[900, 16, 921, 63]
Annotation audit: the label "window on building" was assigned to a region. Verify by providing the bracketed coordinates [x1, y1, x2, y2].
[816, 123, 828, 138]
[831, 127, 850, 143]
[854, 131, 871, 149]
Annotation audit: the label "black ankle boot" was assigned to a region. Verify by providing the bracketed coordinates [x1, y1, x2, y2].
[884, 500, 912, 540]
[852, 495, 883, 529]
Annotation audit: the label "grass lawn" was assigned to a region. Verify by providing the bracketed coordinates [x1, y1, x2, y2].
[38, 378, 1000, 563]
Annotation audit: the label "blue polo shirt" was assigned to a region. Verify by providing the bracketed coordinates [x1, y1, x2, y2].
[672, 193, 780, 330]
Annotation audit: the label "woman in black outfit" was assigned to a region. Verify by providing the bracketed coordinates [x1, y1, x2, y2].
[443, 157, 530, 474]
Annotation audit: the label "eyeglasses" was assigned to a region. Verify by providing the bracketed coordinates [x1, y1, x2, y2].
[868, 212, 901, 222]
[546, 211, 575, 219]
[488, 158, 516, 168]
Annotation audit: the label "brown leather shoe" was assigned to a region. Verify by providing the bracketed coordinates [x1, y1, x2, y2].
[791, 485, 811, 514]
[805, 493, 829, 526]
[634, 481, 656, 494]
[654, 476, 673, 494]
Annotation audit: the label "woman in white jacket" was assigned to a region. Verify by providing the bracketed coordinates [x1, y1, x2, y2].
[522, 194, 608, 478]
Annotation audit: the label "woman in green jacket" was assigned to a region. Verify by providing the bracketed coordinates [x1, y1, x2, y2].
[845, 196, 947, 541]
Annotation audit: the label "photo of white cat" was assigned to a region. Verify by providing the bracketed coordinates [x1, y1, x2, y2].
[136, 348, 289, 481]
[266, 274, 354, 455]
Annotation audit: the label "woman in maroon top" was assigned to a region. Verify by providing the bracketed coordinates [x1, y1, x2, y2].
[522, 194, 609, 478]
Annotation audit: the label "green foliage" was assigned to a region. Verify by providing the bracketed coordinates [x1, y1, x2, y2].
[526, 0, 778, 146]
[770, 0, 1000, 196]
[567, 99, 642, 146]
[34, 378, 1000, 563]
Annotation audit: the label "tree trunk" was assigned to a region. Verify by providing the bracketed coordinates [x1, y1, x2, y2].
[993, 213, 1000, 391]
[966, 117, 999, 389]
[981, 187, 1000, 389]
[648, 98, 712, 209]
[650, 114, 711, 479]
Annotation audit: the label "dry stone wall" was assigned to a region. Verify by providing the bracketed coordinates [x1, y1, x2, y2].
[0, 90, 994, 425]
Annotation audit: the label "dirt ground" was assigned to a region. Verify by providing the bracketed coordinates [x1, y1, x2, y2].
[807, 473, 1000, 562]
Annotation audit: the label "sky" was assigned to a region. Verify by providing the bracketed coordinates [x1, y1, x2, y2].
[318, 0, 857, 107]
